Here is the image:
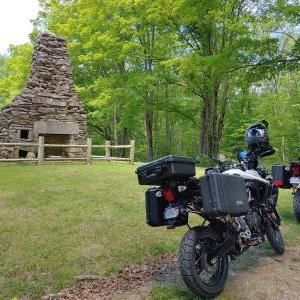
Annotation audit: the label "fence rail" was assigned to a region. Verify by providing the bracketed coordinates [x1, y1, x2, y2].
[0, 138, 135, 164]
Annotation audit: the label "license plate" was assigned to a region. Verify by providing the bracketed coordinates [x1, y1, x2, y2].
[290, 177, 300, 184]
[164, 207, 179, 219]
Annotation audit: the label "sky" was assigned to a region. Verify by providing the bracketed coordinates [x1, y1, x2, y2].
[0, 0, 40, 54]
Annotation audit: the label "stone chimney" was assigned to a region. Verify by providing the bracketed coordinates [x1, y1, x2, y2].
[0, 32, 88, 158]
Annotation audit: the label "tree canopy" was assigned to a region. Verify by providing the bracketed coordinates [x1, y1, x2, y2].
[0, 0, 299, 162]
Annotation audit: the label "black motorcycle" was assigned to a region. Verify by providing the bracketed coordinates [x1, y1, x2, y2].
[136, 151, 284, 298]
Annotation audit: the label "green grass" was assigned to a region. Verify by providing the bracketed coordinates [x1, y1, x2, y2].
[0, 162, 299, 299]
[0, 162, 191, 299]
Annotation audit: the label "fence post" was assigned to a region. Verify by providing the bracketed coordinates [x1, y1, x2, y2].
[105, 140, 111, 161]
[86, 138, 92, 164]
[130, 140, 135, 163]
[38, 136, 45, 164]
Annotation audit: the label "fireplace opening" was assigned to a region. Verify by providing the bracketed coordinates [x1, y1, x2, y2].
[19, 149, 28, 158]
[20, 129, 29, 139]
[43, 134, 72, 157]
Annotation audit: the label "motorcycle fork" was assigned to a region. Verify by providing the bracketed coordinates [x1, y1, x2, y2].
[263, 206, 281, 229]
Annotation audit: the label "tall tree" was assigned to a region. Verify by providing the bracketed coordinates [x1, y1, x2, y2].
[164, 0, 300, 158]
[35, 0, 180, 160]
[0, 0, 298, 161]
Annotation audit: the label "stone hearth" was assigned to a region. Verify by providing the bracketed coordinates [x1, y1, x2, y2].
[0, 32, 88, 158]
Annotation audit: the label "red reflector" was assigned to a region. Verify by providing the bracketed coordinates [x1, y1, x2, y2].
[273, 180, 284, 186]
[292, 166, 300, 176]
[163, 188, 175, 202]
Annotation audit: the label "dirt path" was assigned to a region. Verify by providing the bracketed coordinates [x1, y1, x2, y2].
[222, 246, 300, 300]
[44, 246, 300, 300]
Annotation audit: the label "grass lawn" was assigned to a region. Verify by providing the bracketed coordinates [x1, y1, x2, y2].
[0, 162, 299, 299]
[0, 162, 192, 299]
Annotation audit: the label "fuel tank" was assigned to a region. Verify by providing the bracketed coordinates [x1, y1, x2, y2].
[223, 169, 269, 184]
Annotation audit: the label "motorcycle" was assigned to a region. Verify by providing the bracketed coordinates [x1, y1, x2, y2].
[273, 155, 300, 222]
[136, 151, 285, 298]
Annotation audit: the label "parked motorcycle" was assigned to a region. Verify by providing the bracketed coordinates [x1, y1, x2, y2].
[136, 122, 284, 298]
[273, 158, 300, 222]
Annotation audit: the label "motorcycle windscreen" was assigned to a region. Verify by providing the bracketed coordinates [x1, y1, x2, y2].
[200, 173, 249, 217]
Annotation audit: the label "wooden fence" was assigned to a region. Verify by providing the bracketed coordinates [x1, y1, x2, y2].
[0, 137, 135, 164]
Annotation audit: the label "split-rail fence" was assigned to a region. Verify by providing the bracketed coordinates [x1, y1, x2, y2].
[0, 137, 135, 164]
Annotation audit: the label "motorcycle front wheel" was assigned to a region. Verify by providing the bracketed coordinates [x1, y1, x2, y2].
[266, 223, 285, 254]
[179, 226, 229, 298]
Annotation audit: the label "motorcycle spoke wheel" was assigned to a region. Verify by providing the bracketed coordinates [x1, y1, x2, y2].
[179, 227, 229, 298]
[195, 241, 221, 286]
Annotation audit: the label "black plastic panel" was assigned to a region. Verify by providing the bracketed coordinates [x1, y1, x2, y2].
[200, 173, 249, 217]
[145, 188, 188, 227]
[145, 188, 167, 227]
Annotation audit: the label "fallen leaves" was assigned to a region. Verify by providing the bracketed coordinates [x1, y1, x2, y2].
[43, 252, 178, 299]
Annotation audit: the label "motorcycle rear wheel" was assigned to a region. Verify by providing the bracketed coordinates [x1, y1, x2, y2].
[293, 189, 300, 222]
[179, 226, 229, 298]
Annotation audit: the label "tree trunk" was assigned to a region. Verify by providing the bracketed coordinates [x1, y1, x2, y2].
[113, 104, 118, 144]
[145, 109, 154, 160]
[199, 79, 229, 159]
[118, 128, 127, 157]
[165, 112, 172, 153]
[281, 136, 285, 162]
[200, 103, 209, 155]
[154, 110, 159, 158]
[216, 78, 229, 151]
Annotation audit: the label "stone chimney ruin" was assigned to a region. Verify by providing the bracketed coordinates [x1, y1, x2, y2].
[0, 32, 88, 158]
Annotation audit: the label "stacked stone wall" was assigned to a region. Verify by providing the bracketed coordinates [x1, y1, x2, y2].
[0, 32, 88, 158]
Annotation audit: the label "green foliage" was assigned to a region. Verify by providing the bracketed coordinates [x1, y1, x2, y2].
[0, 44, 32, 108]
[221, 72, 300, 162]
[0, 0, 299, 162]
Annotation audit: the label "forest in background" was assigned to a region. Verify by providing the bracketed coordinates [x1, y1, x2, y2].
[0, 0, 300, 163]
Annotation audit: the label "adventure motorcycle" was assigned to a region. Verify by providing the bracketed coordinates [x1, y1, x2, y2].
[273, 158, 300, 222]
[136, 150, 284, 298]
